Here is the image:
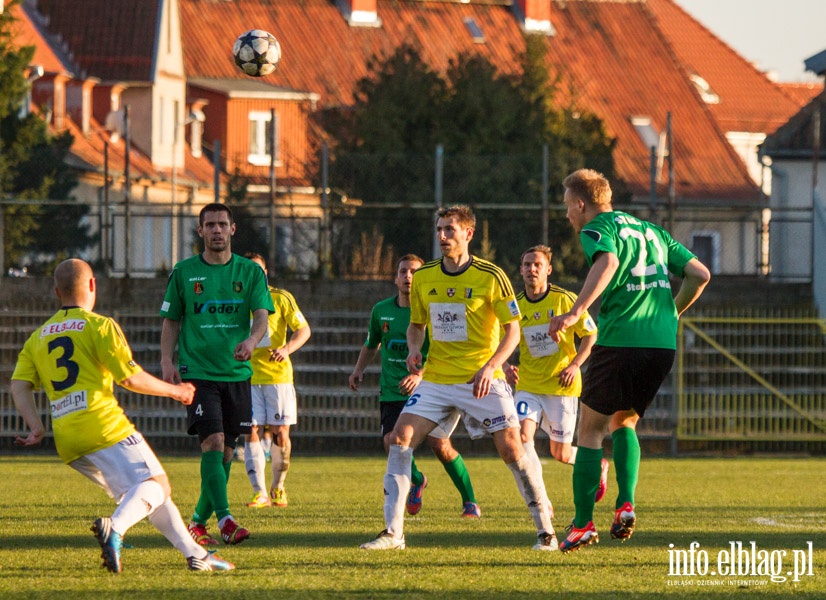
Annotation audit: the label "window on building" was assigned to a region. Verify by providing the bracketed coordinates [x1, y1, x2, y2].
[690, 230, 721, 274]
[249, 111, 279, 166]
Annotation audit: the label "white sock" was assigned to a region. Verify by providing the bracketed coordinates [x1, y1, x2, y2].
[111, 479, 166, 535]
[384, 445, 412, 538]
[507, 453, 553, 535]
[245, 440, 266, 493]
[566, 446, 578, 465]
[147, 497, 207, 558]
[262, 435, 273, 455]
[271, 442, 290, 489]
[522, 440, 550, 509]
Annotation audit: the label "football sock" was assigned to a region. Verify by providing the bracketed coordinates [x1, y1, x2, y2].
[199, 450, 230, 522]
[148, 497, 205, 558]
[245, 439, 266, 493]
[271, 439, 290, 489]
[384, 444, 413, 538]
[410, 456, 424, 487]
[612, 427, 640, 508]
[521, 440, 549, 507]
[507, 453, 553, 534]
[572, 446, 603, 528]
[442, 453, 476, 504]
[111, 479, 166, 535]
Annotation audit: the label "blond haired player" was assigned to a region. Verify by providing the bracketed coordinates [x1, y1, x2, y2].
[242, 252, 311, 508]
[505, 245, 605, 522]
[11, 259, 234, 573]
[360, 205, 557, 551]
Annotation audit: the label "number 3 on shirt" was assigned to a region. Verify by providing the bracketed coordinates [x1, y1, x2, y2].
[48, 336, 80, 391]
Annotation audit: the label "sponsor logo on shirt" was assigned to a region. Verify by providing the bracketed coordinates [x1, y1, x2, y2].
[508, 299, 520, 317]
[193, 300, 244, 314]
[39, 319, 86, 338]
[50, 390, 88, 419]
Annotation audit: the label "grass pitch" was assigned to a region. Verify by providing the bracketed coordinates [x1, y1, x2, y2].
[1, 453, 824, 598]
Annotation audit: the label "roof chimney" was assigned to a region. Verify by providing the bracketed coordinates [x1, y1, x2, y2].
[337, 0, 381, 28]
[512, 0, 556, 36]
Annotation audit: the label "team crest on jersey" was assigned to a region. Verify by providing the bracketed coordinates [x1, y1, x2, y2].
[233, 281, 243, 293]
[464, 288, 473, 298]
[382, 322, 390, 332]
[194, 282, 204, 295]
[533, 311, 541, 320]
[428, 288, 438, 295]
[447, 288, 456, 297]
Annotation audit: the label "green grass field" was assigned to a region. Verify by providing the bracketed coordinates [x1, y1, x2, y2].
[1, 453, 824, 598]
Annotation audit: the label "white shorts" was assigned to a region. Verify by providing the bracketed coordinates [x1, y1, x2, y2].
[515, 390, 578, 443]
[68, 432, 166, 502]
[251, 383, 297, 426]
[427, 409, 462, 440]
[402, 379, 519, 440]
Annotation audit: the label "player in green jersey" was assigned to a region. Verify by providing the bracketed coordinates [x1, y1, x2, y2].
[550, 169, 710, 552]
[243, 252, 311, 509]
[349, 254, 481, 519]
[160, 203, 274, 547]
[504, 245, 601, 520]
[12, 259, 234, 572]
[360, 206, 555, 551]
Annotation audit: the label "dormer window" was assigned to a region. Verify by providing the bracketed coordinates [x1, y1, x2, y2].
[689, 74, 720, 104]
[630, 115, 663, 151]
[463, 17, 485, 44]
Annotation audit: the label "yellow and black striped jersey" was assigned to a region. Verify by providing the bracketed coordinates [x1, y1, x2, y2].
[410, 256, 520, 384]
[515, 286, 597, 395]
[11, 307, 141, 464]
[250, 287, 308, 384]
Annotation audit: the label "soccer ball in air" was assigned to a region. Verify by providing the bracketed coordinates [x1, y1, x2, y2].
[233, 30, 281, 77]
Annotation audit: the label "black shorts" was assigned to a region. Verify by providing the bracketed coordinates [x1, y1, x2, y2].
[580, 345, 675, 418]
[185, 379, 253, 447]
[380, 400, 408, 437]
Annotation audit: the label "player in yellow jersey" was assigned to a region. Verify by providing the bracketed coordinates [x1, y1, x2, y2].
[360, 205, 557, 551]
[242, 253, 311, 508]
[11, 259, 234, 573]
[504, 245, 604, 522]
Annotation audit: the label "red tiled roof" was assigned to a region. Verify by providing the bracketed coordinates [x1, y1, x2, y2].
[33, 0, 160, 81]
[778, 82, 824, 109]
[8, 3, 71, 75]
[181, 0, 757, 201]
[646, 0, 803, 135]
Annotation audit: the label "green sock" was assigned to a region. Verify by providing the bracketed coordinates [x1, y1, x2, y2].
[198, 450, 231, 522]
[612, 427, 640, 508]
[572, 446, 603, 528]
[442, 454, 476, 504]
[192, 452, 217, 524]
[410, 455, 424, 486]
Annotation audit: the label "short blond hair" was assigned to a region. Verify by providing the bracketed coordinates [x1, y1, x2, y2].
[563, 169, 612, 208]
[521, 245, 552, 264]
[436, 205, 476, 229]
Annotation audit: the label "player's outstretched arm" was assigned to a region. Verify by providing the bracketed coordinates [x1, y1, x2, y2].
[349, 345, 380, 390]
[674, 258, 711, 317]
[549, 252, 618, 342]
[10, 380, 46, 446]
[120, 371, 196, 405]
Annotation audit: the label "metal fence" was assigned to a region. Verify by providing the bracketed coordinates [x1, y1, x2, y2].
[2, 306, 825, 454]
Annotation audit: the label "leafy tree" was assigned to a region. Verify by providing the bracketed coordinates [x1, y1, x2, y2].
[326, 37, 618, 278]
[1, 3, 89, 275]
